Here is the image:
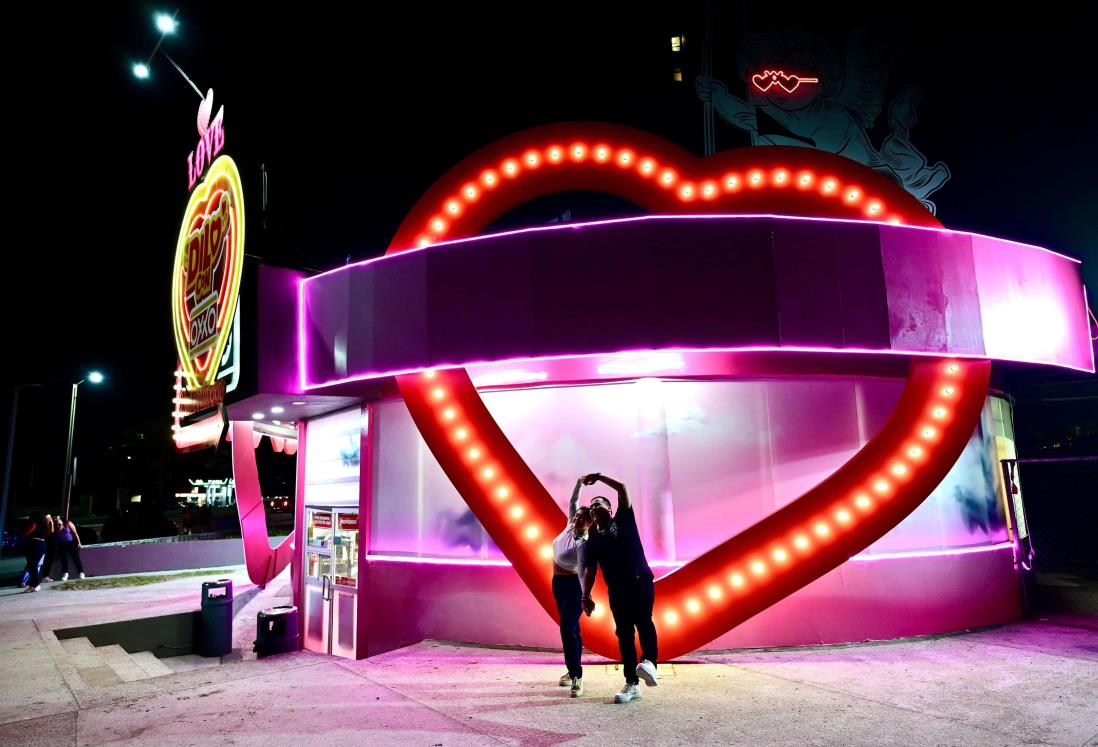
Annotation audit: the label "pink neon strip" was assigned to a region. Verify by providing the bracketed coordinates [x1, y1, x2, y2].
[302, 342, 1095, 392]
[848, 541, 1015, 562]
[1085, 285, 1096, 371]
[366, 555, 512, 567]
[303, 214, 1080, 284]
[364, 542, 1014, 569]
[297, 278, 307, 395]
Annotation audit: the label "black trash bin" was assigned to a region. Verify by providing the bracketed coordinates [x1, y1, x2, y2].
[253, 605, 300, 658]
[199, 579, 233, 657]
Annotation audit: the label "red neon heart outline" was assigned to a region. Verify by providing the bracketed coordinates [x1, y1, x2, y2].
[751, 70, 817, 94]
[776, 71, 803, 93]
[750, 72, 772, 91]
[382, 123, 988, 660]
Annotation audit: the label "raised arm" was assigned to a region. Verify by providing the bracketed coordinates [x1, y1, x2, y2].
[584, 472, 630, 510]
[566, 477, 583, 526]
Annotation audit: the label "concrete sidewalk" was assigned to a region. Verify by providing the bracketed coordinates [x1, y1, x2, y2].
[1, 569, 1096, 746]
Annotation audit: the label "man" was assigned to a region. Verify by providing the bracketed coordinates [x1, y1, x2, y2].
[580, 472, 658, 703]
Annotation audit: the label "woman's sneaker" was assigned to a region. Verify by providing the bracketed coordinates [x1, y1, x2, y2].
[570, 677, 584, 697]
[42, 576, 54, 583]
[614, 683, 641, 703]
[558, 672, 573, 687]
[636, 659, 658, 686]
[79, 573, 86, 580]
[60, 573, 69, 581]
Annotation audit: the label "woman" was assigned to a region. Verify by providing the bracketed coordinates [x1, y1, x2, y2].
[20, 511, 50, 592]
[552, 477, 592, 697]
[55, 514, 86, 581]
[40, 514, 57, 582]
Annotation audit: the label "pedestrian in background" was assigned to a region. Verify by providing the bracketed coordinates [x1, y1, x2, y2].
[40, 514, 58, 582]
[56, 514, 86, 581]
[20, 511, 50, 592]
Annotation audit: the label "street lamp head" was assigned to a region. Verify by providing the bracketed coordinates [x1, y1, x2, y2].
[87, 371, 105, 384]
[132, 62, 150, 80]
[155, 13, 178, 34]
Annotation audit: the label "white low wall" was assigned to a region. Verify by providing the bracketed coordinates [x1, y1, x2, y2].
[58, 537, 245, 577]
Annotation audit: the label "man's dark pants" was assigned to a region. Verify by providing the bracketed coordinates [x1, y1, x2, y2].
[608, 573, 657, 684]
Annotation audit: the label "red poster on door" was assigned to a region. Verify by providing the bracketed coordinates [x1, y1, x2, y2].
[312, 512, 332, 529]
[339, 514, 358, 531]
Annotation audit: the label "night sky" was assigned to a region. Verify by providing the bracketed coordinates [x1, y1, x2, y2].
[4, 1, 1096, 514]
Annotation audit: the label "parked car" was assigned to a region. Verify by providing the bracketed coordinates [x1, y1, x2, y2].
[267, 496, 293, 513]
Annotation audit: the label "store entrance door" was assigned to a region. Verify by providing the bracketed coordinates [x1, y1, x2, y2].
[303, 506, 359, 658]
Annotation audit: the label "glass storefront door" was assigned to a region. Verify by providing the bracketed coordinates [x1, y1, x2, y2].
[302, 506, 359, 658]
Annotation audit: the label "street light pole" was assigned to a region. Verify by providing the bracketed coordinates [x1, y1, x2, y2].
[61, 381, 81, 524]
[132, 9, 206, 101]
[61, 372, 104, 524]
[1, 383, 41, 545]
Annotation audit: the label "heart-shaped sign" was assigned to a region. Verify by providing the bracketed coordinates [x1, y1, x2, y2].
[171, 155, 245, 391]
[751, 70, 820, 94]
[382, 124, 988, 661]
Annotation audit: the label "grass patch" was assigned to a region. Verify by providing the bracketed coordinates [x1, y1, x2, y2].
[52, 569, 235, 590]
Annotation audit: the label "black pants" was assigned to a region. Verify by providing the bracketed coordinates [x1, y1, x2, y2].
[59, 541, 84, 575]
[24, 541, 46, 587]
[552, 574, 583, 679]
[608, 574, 658, 684]
[41, 538, 56, 579]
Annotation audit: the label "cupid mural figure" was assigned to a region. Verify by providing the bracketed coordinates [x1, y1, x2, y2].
[696, 25, 950, 214]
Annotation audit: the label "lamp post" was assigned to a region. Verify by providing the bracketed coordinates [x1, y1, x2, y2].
[1, 383, 42, 548]
[61, 372, 104, 523]
[132, 9, 205, 101]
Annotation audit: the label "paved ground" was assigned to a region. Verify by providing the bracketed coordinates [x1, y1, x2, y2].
[0, 568, 1095, 746]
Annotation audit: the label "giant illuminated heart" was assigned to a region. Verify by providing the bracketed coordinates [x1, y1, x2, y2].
[384, 123, 989, 661]
[171, 155, 245, 390]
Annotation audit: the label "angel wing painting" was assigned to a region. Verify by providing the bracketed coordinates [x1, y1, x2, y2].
[696, 25, 950, 214]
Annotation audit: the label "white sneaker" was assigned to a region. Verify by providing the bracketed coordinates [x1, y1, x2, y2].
[570, 677, 584, 698]
[558, 672, 572, 687]
[25, 586, 40, 593]
[79, 573, 86, 579]
[637, 659, 658, 687]
[614, 683, 641, 703]
[60, 573, 69, 581]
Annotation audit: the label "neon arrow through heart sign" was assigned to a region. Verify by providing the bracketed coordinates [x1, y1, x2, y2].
[383, 123, 989, 661]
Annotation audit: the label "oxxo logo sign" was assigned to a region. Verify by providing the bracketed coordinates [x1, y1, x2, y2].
[183, 191, 231, 357]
